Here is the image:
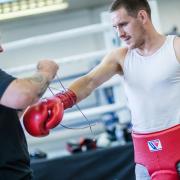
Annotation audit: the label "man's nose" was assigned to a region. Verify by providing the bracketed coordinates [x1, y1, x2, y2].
[117, 27, 126, 38]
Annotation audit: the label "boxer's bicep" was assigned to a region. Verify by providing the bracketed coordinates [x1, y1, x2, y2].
[87, 49, 123, 87]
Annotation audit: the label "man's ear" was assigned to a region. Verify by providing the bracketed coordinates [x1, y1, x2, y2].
[137, 10, 148, 24]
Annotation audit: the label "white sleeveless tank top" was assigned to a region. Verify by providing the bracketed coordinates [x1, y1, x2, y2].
[123, 35, 180, 133]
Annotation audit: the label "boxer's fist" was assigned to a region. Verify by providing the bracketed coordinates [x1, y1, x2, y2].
[23, 97, 64, 137]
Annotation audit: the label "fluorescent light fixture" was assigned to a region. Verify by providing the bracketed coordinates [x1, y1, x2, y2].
[0, 0, 16, 3]
[0, 1, 68, 21]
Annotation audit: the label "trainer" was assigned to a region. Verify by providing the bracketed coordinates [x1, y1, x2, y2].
[0, 43, 59, 179]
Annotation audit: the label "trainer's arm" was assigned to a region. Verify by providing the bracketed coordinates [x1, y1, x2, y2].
[68, 48, 125, 102]
[0, 60, 59, 109]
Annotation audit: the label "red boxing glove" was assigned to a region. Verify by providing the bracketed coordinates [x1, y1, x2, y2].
[23, 97, 64, 137]
[55, 89, 77, 109]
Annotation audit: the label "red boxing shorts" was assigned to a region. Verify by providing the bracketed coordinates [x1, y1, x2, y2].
[132, 124, 180, 180]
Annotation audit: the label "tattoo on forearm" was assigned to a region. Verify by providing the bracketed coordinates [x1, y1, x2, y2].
[37, 82, 49, 97]
[28, 73, 50, 98]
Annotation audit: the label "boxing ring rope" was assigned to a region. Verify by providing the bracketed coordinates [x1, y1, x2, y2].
[3, 23, 111, 51]
[6, 50, 107, 75]
[4, 22, 112, 75]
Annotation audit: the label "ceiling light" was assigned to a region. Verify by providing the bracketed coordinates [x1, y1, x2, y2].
[0, 0, 16, 4]
[0, 0, 68, 21]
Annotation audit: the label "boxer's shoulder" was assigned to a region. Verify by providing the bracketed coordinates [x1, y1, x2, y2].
[110, 47, 128, 64]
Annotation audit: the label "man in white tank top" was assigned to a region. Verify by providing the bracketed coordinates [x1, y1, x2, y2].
[23, 0, 180, 179]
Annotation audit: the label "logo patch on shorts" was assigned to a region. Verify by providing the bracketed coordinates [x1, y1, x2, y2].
[147, 139, 162, 152]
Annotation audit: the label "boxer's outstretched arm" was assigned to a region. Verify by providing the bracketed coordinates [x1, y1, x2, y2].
[22, 48, 127, 136]
[0, 60, 59, 110]
[68, 48, 125, 102]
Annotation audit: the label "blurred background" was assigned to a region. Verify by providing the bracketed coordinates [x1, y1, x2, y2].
[0, 0, 179, 179]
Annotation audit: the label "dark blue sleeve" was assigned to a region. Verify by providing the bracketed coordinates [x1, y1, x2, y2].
[0, 69, 16, 98]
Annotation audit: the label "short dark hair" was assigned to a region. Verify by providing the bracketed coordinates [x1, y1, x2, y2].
[109, 0, 151, 18]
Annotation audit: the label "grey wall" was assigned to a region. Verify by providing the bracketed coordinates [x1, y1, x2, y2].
[157, 0, 180, 34]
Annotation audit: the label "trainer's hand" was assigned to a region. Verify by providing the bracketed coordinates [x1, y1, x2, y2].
[23, 97, 64, 137]
[37, 60, 59, 81]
